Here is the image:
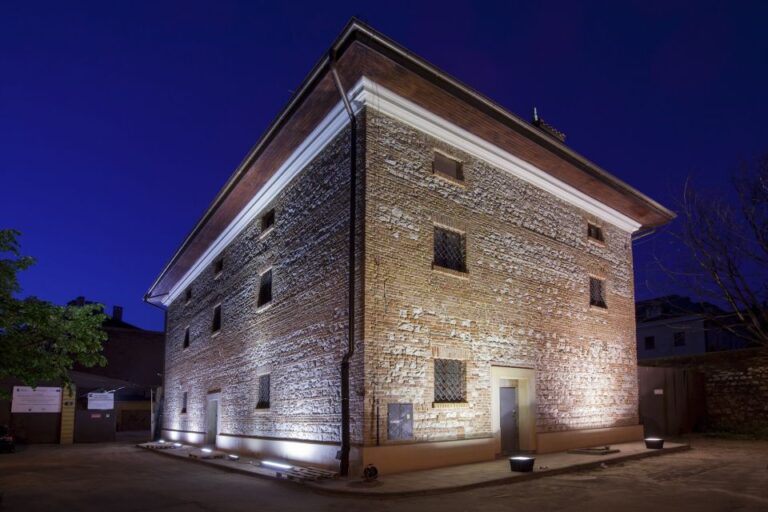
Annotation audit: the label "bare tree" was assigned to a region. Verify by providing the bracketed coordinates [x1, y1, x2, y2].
[663, 154, 768, 347]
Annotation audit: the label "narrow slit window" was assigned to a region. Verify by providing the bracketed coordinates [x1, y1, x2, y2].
[258, 269, 272, 307]
[261, 209, 275, 232]
[434, 359, 466, 403]
[433, 152, 464, 181]
[214, 257, 224, 276]
[185, 288, 192, 304]
[212, 304, 222, 333]
[433, 226, 466, 272]
[181, 392, 188, 414]
[183, 327, 190, 349]
[256, 374, 271, 409]
[589, 277, 607, 308]
[587, 223, 604, 242]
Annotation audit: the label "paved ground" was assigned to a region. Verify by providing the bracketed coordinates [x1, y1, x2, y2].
[1, 436, 767, 511]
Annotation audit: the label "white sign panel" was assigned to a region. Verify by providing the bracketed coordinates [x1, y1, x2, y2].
[11, 386, 62, 413]
[87, 392, 115, 410]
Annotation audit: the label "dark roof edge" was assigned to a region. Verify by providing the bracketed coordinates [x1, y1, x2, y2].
[146, 17, 675, 302]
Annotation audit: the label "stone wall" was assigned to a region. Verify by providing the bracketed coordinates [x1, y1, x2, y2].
[362, 110, 640, 446]
[705, 352, 768, 431]
[163, 118, 366, 447]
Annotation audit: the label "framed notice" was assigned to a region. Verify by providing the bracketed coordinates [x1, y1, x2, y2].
[11, 386, 62, 413]
[87, 392, 115, 410]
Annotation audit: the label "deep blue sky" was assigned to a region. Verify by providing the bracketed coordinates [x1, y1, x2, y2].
[2, 1, 767, 330]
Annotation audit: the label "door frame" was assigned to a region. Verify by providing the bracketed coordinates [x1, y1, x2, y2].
[491, 366, 536, 454]
[205, 392, 220, 446]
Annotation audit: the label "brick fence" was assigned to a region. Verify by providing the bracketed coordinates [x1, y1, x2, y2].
[640, 348, 768, 434]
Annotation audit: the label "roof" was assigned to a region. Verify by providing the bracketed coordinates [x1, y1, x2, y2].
[146, 18, 676, 306]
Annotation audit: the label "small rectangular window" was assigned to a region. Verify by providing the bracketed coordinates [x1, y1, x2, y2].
[181, 392, 188, 414]
[589, 277, 607, 308]
[434, 359, 466, 403]
[212, 304, 222, 333]
[185, 288, 192, 304]
[261, 209, 275, 232]
[674, 332, 686, 347]
[433, 152, 464, 181]
[588, 223, 604, 242]
[183, 327, 190, 349]
[644, 336, 655, 350]
[433, 226, 466, 273]
[214, 257, 224, 276]
[256, 374, 270, 409]
[258, 269, 272, 307]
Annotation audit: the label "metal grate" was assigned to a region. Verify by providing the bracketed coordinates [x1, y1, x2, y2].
[433, 227, 466, 272]
[257, 374, 270, 409]
[434, 359, 466, 403]
[258, 269, 272, 307]
[387, 403, 413, 440]
[590, 277, 606, 308]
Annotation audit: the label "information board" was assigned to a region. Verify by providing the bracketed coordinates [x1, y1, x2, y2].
[11, 386, 63, 413]
[87, 392, 115, 410]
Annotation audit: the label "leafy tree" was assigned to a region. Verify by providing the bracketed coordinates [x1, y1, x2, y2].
[0, 229, 107, 392]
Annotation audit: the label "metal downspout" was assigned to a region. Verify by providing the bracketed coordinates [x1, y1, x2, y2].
[329, 51, 357, 477]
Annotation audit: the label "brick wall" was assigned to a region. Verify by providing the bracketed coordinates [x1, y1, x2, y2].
[362, 110, 640, 445]
[705, 353, 768, 431]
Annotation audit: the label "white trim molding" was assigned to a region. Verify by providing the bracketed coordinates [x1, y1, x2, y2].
[159, 77, 642, 306]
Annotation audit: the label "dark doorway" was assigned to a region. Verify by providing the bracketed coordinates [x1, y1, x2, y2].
[500, 386, 519, 453]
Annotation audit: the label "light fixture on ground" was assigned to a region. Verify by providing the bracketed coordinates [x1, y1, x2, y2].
[173, 442, 182, 447]
[201, 448, 213, 454]
[261, 460, 292, 470]
[644, 437, 664, 449]
[158, 439, 166, 444]
[227, 454, 240, 461]
[509, 456, 535, 473]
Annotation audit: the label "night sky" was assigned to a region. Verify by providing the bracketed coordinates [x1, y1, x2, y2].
[2, 1, 767, 331]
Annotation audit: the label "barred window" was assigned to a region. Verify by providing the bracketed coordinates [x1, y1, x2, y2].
[587, 223, 604, 242]
[181, 392, 188, 414]
[644, 336, 655, 350]
[433, 227, 466, 272]
[674, 332, 686, 347]
[433, 152, 464, 181]
[589, 277, 607, 308]
[183, 327, 190, 349]
[212, 304, 222, 333]
[256, 374, 270, 409]
[434, 359, 466, 403]
[258, 269, 272, 307]
[261, 209, 275, 232]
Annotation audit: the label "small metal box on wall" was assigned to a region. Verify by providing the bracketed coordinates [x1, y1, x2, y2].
[387, 403, 413, 441]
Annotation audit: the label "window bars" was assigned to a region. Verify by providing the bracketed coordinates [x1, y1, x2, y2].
[433, 227, 466, 272]
[434, 359, 466, 403]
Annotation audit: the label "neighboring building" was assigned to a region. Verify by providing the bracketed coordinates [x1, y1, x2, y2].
[1, 301, 163, 442]
[636, 295, 750, 360]
[145, 20, 674, 475]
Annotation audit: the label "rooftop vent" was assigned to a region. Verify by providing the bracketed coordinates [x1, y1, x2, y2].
[532, 107, 566, 143]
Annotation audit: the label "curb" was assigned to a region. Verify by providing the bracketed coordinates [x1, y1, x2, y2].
[138, 443, 691, 498]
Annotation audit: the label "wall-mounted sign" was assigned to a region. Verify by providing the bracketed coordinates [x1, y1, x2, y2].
[87, 392, 115, 410]
[11, 386, 62, 413]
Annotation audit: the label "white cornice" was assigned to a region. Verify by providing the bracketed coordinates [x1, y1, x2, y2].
[158, 77, 641, 306]
[356, 78, 642, 233]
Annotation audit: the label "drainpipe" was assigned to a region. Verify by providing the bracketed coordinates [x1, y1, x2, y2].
[328, 49, 357, 477]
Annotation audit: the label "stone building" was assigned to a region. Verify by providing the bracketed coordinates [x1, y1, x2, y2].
[145, 20, 675, 475]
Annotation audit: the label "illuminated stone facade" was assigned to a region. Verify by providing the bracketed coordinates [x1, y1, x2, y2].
[161, 105, 642, 473]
